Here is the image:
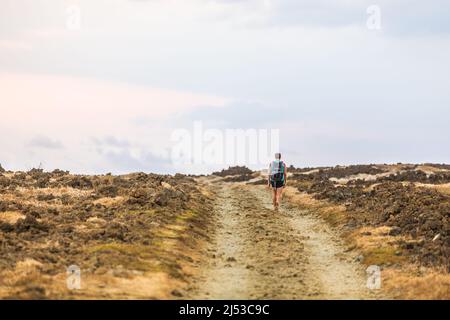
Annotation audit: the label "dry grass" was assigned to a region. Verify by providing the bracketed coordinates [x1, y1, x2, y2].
[86, 243, 148, 256]
[0, 172, 214, 300]
[416, 165, 449, 174]
[92, 196, 126, 207]
[15, 186, 92, 198]
[284, 187, 347, 227]
[299, 169, 321, 175]
[415, 183, 450, 196]
[349, 227, 411, 266]
[69, 272, 182, 299]
[0, 193, 37, 208]
[0, 186, 91, 212]
[198, 185, 214, 198]
[363, 247, 407, 266]
[0, 259, 48, 299]
[383, 267, 450, 300]
[363, 183, 382, 192]
[0, 211, 25, 224]
[0, 257, 181, 299]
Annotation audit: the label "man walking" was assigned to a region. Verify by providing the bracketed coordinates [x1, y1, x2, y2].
[268, 153, 287, 210]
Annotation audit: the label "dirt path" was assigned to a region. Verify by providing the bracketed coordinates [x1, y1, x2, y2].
[187, 182, 382, 299]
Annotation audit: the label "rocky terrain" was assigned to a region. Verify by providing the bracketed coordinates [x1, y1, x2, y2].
[0, 167, 213, 299]
[290, 164, 449, 271]
[0, 163, 448, 299]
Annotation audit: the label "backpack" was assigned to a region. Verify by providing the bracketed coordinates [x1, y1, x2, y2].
[270, 160, 285, 183]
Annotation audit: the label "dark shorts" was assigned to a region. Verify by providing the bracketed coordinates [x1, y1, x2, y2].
[270, 180, 285, 189]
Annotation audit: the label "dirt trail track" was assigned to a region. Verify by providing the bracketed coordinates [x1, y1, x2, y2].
[187, 182, 382, 299]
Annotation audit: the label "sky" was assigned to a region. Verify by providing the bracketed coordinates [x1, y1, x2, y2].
[1, 0, 450, 174]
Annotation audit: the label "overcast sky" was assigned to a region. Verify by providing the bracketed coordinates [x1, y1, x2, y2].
[1, 0, 449, 174]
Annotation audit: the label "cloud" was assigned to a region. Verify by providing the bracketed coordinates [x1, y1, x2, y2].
[0, 1, 449, 172]
[181, 100, 285, 129]
[1, 1, 450, 43]
[0, 73, 227, 174]
[101, 148, 172, 174]
[0, 73, 227, 131]
[28, 135, 64, 149]
[88, 135, 173, 173]
[0, 40, 32, 51]
[91, 136, 130, 148]
[210, 0, 450, 35]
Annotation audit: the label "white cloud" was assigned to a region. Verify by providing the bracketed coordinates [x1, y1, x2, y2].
[0, 73, 227, 173]
[0, 40, 32, 51]
[28, 135, 64, 149]
[0, 1, 449, 172]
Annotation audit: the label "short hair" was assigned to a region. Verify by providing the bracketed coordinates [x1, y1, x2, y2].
[275, 153, 281, 159]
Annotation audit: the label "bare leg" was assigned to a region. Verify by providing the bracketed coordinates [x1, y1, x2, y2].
[274, 188, 281, 209]
[278, 187, 284, 204]
[274, 187, 284, 208]
[272, 188, 277, 209]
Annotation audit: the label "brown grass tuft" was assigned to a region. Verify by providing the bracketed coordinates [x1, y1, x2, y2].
[0, 211, 26, 224]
